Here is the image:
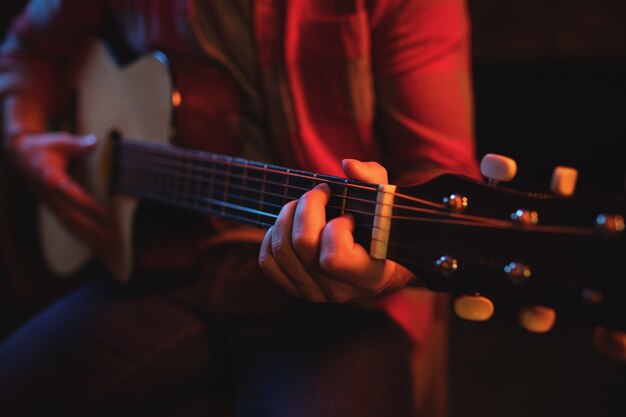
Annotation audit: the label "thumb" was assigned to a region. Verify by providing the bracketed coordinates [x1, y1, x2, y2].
[341, 159, 388, 185]
[53, 134, 98, 157]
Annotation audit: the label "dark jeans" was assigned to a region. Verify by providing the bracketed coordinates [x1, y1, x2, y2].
[0, 244, 441, 417]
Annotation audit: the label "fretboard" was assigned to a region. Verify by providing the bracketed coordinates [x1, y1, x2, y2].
[112, 139, 380, 248]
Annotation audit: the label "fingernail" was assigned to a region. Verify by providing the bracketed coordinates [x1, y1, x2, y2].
[82, 134, 97, 146]
[341, 159, 357, 169]
[315, 183, 331, 193]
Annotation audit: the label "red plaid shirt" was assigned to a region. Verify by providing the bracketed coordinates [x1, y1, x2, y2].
[0, 0, 481, 344]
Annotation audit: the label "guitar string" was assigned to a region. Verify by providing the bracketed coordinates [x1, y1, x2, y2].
[123, 180, 445, 273]
[119, 151, 602, 235]
[116, 175, 442, 258]
[118, 178, 380, 237]
[117, 149, 506, 226]
[117, 172, 604, 289]
[122, 144, 546, 232]
[120, 171, 382, 235]
[119, 171, 495, 247]
[118, 164, 597, 236]
[115, 178, 465, 275]
[119, 152, 500, 225]
[119, 142, 605, 234]
[124, 143, 600, 233]
[120, 141, 445, 208]
[119, 157, 381, 208]
[116, 155, 596, 234]
[117, 159, 504, 229]
[120, 147, 413, 210]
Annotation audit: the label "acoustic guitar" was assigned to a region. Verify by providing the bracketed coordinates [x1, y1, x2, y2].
[39, 42, 626, 329]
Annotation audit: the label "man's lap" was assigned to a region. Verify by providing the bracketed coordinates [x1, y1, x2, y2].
[0, 246, 422, 416]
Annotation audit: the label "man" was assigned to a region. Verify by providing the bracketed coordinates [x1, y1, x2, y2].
[0, 1, 622, 416]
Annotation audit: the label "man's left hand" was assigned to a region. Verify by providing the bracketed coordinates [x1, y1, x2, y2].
[258, 159, 413, 303]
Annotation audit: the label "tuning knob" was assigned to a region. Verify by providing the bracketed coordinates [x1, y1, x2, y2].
[454, 294, 494, 321]
[518, 305, 556, 333]
[480, 153, 517, 185]
[550, 166, 578, 197]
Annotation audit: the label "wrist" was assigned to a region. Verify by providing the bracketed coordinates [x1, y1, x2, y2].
[2, 94, 47, 151]
[3, 129, 43, 151]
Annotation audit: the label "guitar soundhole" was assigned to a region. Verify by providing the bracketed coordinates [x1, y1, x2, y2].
[106, 130, 124, 194]
[109, 129, 123, 141]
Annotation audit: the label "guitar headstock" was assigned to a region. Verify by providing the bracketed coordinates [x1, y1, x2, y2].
[389, 154, 626, 329]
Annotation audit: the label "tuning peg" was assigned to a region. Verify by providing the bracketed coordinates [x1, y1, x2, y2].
[480, 153, 517, 185]
[518, 305, 556, 333]
[550, 166, 578, 197]
[454, 294, 494, 321]
[592, 327, 626, 362]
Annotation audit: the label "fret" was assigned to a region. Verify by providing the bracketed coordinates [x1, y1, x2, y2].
[193, 158, 203, 206]
[245, 163, 269, 224]
[170, 153, 178, 205]
[344, 182, 378, 216]
[341, 179, 348, 215]
[240, 161, 249, 219]
[280, 171, 308, 201]
[326, 181, 348, 223]
[204, 160, 275, 226]
[344, 182, 379, 251]
[207, 154, 217, 213]
[283, 169, 291, 204]
[220, 161, 231, 216]
[281, 171, 297, 200]
[264, 169, 290, 211]
[227, 160, 246, 218]
[138, 149, 155, 199]
[260, 166, 268, 222]
[193, 157, 202, 210]
[111, 141, 381, 237]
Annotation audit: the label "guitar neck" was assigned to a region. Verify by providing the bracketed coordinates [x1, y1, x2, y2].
[112, 139, 380, 245]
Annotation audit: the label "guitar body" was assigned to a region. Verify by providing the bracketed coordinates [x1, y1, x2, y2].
[39, 42, 173, 281]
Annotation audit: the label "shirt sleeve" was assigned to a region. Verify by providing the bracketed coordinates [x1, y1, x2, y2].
[0, 0, 107, 121]
[369, 0, 481, 184]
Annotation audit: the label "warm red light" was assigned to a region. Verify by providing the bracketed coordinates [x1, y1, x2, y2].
[171, 89, 182, 108]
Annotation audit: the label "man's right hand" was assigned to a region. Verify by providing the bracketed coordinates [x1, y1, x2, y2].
[7, 132, 116, 252]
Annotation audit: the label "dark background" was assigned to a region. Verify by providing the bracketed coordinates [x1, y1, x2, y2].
[457, 2, 625, 417]
[1, 1, 625, 416]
